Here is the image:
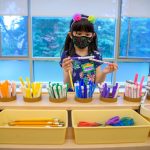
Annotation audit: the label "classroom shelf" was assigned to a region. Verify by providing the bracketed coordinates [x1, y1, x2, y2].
[0, 92, 150, 110]
[0, 128, 150, 150]
[0, 94, 150, 149]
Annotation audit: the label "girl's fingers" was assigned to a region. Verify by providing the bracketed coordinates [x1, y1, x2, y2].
[109, 63, 118, 71]
[62, 57, 71, 63]
[62, 59, 73, 72]
[62, 57, 72, 68]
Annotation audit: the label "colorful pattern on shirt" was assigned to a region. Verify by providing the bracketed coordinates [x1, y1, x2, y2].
[60, 50, 102, 84]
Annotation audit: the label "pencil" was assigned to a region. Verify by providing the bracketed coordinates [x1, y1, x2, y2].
[68, 70, 74, 91]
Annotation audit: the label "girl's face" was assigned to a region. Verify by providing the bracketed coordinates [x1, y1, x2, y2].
[72, 31, 94, 37]
[69, 31, 95, 49]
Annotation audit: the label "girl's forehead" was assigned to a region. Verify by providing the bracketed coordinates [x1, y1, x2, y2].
[73, 31, 93, 33]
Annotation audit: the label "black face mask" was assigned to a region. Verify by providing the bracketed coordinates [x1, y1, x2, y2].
[72, 36, 93, 49]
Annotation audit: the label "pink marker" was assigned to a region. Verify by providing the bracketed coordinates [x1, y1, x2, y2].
[139, 76, 145, 97]
[134, 73, 138, 84]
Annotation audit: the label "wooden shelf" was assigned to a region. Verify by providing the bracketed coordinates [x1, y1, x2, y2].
[0, 93, 149, 110]
[0, 128, 150, 150]
[0, 94, 150, 150]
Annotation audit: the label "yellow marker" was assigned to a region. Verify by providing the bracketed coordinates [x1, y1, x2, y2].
[32, 83, 36, 97]
[68, 70, 74, 91]
[26, 88, 31, 98]
[26, 77, 30, 88]
[19, 77, 25, 86]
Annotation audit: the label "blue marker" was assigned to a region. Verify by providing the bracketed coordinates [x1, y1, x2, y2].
[87, 85, 90, 98]
[84, 84, 87, 98]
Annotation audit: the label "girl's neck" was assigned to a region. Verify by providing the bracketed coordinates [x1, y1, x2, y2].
[75, 46, 88, 57]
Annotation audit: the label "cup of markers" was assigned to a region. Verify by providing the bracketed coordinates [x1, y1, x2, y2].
[48, 83, 68, 103]
[124, 74, 144, 102]
[98, 83, 119, 102]
[0, 80, 16, 102]
[74, 79, 96, 103]
[19, 77, 42, 102]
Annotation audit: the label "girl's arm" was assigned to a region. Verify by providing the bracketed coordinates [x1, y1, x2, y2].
[95, 66, 107, 84]
[95, 64, 118, 84]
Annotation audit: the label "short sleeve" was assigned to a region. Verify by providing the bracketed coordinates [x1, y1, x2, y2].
[94, 51, 103, 68]
[59, 51, 67, 67]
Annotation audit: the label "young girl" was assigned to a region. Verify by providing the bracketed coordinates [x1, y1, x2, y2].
[60, 14, 118, 89]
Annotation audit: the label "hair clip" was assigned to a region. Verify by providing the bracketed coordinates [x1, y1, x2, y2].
[72, 13, 96, 24]
[73, 13, 82, 22]
[88, 16, 96, 23]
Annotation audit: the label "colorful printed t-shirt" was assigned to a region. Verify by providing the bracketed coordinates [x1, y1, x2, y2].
[60, 50, 103, 84]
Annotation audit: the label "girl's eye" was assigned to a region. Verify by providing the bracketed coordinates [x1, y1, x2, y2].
[76, 32, 82, 35]
[86, 33, 92, 37]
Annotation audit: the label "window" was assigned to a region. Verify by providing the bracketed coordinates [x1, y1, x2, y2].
[0, 60, 29, 80]
[120, 0, 150, 58]
[95, 18, 115, 58]
[0, 16, 28, 56]
[32, 17, 70, 57]
[31, 0, 117, 59]
[33, 61, 63, 82]
[116, 62, 149, 85]
[0, 0, 149, 85]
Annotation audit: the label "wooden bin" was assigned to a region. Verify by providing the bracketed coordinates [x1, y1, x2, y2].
[24, 96, 41, 102]
[124, 95, 141, 102]
[49, 97, 67, 103]
[0, 96, 16, 102]
[100, 96, 117, 103]
[75, 97, 92, 103]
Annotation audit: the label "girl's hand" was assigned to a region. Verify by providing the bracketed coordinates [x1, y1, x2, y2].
[102, 63, 118, 74]
[62, 57, 73, 72]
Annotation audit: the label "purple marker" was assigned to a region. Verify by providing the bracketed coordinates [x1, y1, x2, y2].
[105, 87, 110, 98]
[103, 83, 108, 98]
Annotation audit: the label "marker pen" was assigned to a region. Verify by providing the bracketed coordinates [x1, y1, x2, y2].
[89, 58, 112, 65]
[53, 85, 59, 99]
[71, 56, 95, 60]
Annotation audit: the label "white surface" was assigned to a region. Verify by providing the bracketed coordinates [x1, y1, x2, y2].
[0, 0, 27, 15]
[31, 0, 117, 17]
[122, 0, 150, 17]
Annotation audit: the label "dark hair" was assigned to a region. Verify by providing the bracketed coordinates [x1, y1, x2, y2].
[62, 14, 98, 57]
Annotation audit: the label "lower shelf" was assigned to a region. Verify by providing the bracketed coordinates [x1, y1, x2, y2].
[0, 128, 150, 150]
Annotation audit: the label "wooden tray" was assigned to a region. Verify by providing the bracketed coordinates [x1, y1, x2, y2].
[100, 96, 117, 103]
[0, 96, 16, 102]
[49, 97, 67, 103]
[124, 95, 141, 102]
[75, 97, 92, 103]
[24, 96, 41, 102]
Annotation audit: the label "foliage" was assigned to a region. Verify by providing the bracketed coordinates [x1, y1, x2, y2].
[0, 16, 28, 56]
[0, 16, 150, 58]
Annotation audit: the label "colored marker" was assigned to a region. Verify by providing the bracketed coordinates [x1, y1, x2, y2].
[89, 58, 112, 65]
[71, 56, 95, 60]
